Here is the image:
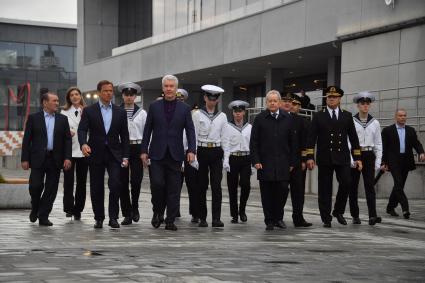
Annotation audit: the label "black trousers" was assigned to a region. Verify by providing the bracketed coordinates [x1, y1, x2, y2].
[149, 150, 182, 224]
[317, 164, 351, 223]
[89, 148, 122, 221]
[348, 151, 377, 218]
[29, 154, 61, 221]
[120, 144, 143, 217]
[227, 155, 251, 218]
[283, 164, 306, 223]
[259, 180, 288, 225]
[63, 157, 88, 215]
[197, 147, 223, 221]
[387, 154, 410, 212]
[184, 158, 200, 218]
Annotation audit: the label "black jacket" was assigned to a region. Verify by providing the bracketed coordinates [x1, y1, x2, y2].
[21, 111, 72, 168]
[306, 107, 361, 166]
[382, 124, 424, 171]
[78, 102, 129, 164]
[290, 112, 310, 165]
[250, 110, 297, 181]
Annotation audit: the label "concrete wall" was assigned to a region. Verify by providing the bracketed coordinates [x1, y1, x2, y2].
[77, 0, 425, 92]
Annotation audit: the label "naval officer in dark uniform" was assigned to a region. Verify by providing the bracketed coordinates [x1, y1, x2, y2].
[306, 86, 362, 228]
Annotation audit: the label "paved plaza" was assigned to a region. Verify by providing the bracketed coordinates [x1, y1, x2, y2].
[0, 169, 424, 282]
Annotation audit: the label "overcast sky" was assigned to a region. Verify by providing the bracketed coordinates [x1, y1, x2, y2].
[0, 0, 77, 25]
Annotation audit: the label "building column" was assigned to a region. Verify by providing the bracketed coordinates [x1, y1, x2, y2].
[265, 68, 284, 93]
[218, 77, 234, 116]
[327, 56, 341, 87]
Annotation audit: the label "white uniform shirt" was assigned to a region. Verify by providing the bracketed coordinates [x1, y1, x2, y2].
[350, 114, 383, 169]
[61, 106, 83, 158]
[192, 109, 228, 145]
[128, 107, 147, 141]
[222, 122, 252, 165]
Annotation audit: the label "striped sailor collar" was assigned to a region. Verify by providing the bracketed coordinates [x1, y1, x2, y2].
[229, 120, 249, 132]
[353, 113, 375, 128]
[200, 107, 222, 121]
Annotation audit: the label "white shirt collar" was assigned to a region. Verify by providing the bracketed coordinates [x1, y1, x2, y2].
[327, 106, 339, 117]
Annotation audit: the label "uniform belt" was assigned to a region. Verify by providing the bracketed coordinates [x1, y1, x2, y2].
[198, 142, 221, 148]
[230, 151, 250, 156]
[361, 146, 374, 151]
[129, 140, 142, 144]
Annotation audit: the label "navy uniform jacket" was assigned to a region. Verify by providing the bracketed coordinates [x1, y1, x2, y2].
[250, 110, 297, 181]
[306, 108, 361, 166]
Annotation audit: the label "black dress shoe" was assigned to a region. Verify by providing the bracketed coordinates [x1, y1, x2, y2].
[274, 220, 287, 229]
[29, 212, 38, 223]
[191, 216, 200, 223]
[375, 216, 382, 223]
[65, 212, 73, 218]
[132, 209, 140, 222]
[323, 222, 332, 228]
[74, 212, 81, 220]
[165, 223, 178, 231]
[212, 219, 224, 227]
[94, 220, 103, 229]
[333, 213, 347, 225]
[265, 223, 274, 231]
[151, 213, 161, 228]
[176, 211, 181, 218]
[108, 219, 120, 228]
[403, 211, 410, 219]
[39, 219, 53, 226]
[121, 217, 132, 225]
[239, 212, 247, 223]
[294, 220, 313, 228]
[198, 219, 208, 227]
[369, 217, 378, 226]
[387, 209, 399, 217]
[231, 217, 238, 224]
[352, 217, 361, 224]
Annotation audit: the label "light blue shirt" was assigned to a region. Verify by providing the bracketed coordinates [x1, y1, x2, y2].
[396, 124, 405, 153]
[44, 111, 55, 150]
[99, 101, 112, 134]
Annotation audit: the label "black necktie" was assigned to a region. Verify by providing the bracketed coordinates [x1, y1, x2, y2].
[332, 110, 337, 121]
[75, 110, 78, 117]
[272, 112, 277, 119]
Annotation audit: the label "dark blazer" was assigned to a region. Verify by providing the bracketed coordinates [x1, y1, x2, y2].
[306, 108, 360, 166]
[21, 111, 72, 168]
[382, 124, 424, 171]
[290, 112, 310, 165]
[78, 102, 129, 164]
[141, 99, 196, 162]
[250, 110, 297, 181]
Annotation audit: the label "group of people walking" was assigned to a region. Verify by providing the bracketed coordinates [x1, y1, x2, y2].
[21, 75, 425, 230]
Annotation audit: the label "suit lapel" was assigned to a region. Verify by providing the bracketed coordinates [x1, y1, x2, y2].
[95, 103, 107, 135]
[392, 124, 400, 150]
[110, 105, 118, 135]
[53, 113, 59, 143]
[39, 111, 48, 138]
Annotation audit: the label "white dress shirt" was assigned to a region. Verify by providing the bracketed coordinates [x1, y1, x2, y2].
[327, 106, 339, 119]
[192, 109, 228, 145]
[61, 106, 83, 158]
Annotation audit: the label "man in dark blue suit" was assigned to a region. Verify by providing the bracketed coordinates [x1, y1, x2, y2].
[141, 74, 196, 231]
[78, 80, 129, 229]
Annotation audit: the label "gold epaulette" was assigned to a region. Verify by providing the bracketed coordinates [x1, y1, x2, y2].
[353, 149, 361, 156]
[305, 148, 314, 155]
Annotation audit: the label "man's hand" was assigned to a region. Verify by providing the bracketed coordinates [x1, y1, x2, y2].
[289, 166, 294, 172]
[355, 160, 363, 171]
[301, 162, 306, 171]
[223, 161, 230, 173]
[70, 130, 75, 137]
[81, 144, 91, 157]
[419, 153, 425, 162]
[63, 159, 72, 171]
[187, 152, 195, 163]
[380, 164, 388, 172]
[254, 163, 262, 170]
[306, 159, 315, 170]
[21, 161, 29, 170]
[122, 159, 129, 168]
[141, 153, 149, 168]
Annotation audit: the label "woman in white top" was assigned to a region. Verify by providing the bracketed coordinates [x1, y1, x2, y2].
[61, 87, 88, 220]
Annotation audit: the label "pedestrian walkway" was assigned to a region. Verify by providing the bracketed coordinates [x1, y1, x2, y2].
[0, 168, 424, 282]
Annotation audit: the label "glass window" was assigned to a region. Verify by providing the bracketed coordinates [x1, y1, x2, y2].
[0, 41, 25, 69]
[24, 43, 47, 70]
[50, 45, 74, 72]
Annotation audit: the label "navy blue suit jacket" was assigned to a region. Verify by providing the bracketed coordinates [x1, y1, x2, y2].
[141, 99, 196, 162]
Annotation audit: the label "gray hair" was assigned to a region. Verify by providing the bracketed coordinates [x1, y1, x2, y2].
[395, 108, 407, 115]
[265, 90, 281, 101]
[162, 74, 179, 87]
